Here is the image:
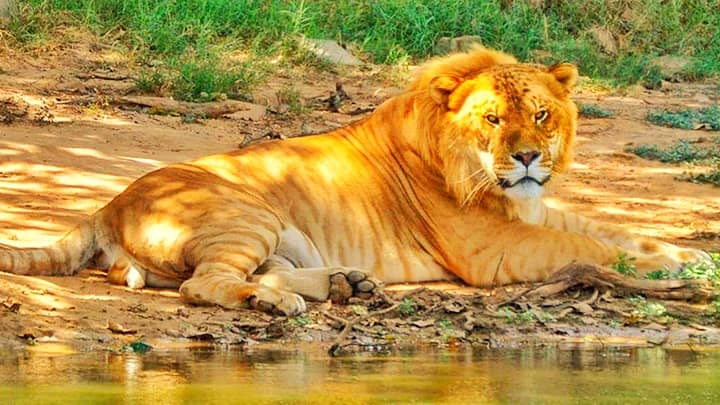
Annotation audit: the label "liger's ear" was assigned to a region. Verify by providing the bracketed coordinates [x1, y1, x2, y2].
[547, 62, 578, 90]
[429, 75, 463, 106]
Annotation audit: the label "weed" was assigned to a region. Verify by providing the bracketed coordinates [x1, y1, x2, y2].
[289, 314, 311, 326]
[398, 298, 417, 316]
[350, 305, 368, 316]
[677, 253, 720, 281]
[498, 307, 535, 324]
[534, 310, 556, 324]
[280, 38, 333, 71]
[437, 319, 452, 330]
[276, 85, 307, 114]
[627, 138, 719, 163]
[611, 252, 638, 277]
[628, 136, 720, 187]
[607, 319, 622, 329]
[687, 170, 720, 187]
[517, 310, 535, 324]
[645, 270, 672, 280]
[628, 296, 668, 319]
[647, 106, 720, 131]
[172, 55, 262, 102]
[578, 103, 613, 119]
[135, 70, 168, 95]
[645, 252, 720, 282]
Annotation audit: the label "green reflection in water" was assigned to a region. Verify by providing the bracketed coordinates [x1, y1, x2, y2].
[1, 346, 719, 404]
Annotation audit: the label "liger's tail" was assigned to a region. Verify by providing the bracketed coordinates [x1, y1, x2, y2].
[0, 220, 96, 276]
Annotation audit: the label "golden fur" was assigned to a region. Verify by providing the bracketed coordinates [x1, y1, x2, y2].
[0, 48, 708, 315]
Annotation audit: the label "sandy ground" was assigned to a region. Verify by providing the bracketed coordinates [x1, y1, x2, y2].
[1, 41, 719, 353]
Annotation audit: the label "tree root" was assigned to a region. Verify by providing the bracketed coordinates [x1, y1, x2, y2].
[525, 263, 718, 302]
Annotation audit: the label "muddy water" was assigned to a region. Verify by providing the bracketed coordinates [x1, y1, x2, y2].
[1, 345, 719, 404]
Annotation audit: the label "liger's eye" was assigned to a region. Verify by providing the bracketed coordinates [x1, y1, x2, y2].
[534, 110, 548, 123]
[485, 114, 500, 125]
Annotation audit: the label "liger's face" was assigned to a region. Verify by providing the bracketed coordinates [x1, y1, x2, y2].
[448, 65, 577, 201]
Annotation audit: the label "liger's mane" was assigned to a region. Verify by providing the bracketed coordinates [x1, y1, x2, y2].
[397, 47, 520, 214]
[407, 46, 518, 93]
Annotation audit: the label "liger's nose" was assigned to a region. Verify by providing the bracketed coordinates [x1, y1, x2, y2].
[512, 150, 541, 167]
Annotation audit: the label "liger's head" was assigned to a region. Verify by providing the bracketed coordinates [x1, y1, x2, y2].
[409, 48, 579, 207]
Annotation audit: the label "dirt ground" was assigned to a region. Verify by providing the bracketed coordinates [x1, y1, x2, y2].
[1, 41, 719, 354]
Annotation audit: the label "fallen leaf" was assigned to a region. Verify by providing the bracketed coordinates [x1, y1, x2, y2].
[305, 323, 333, 332]
[2, 300, 20, 313]
[443, 301, 465, 314]
[411, 319, 435, 328]
[572, 302, 594, 315]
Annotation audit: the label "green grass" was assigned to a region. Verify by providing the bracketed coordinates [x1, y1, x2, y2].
[647, 106, 720, 131]
[611, 252, 638, 277]
[645, 252, 720, 282]
[628, 296, 668, 320]
[579, 103, 613, 118]
[688, 171, 720, 187]
[627, 139, 718, 163]
[275, 85, 307, 114]
[627, 136, 720, 187]
[5, 0, 720, 99]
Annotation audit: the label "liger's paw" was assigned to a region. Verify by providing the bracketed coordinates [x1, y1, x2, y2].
[248, 285, 307, 316]
[328, 269, 383, 304]
[635, 246, 713, 275]
[674, 247, 712, 265]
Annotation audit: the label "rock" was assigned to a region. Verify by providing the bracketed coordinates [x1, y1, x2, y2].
[0, 0, 13, 27]
[649, 55, 696, 80]
[435, 35, 483, 55]
[588, 26, 618, 56]
[303, 39, 362, 66]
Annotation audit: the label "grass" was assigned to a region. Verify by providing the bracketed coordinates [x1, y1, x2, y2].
[579, 103, 613, 119]
[627, 139, 717, 163]
[4, 0, 720, 100]
[647, 106, 720, 131]
[612, 251, 720, 283]
[645, 252, 720, 283]
[627, 136, 720, 187]
[288, 314, 311, 326]
[611, 252, 638, 277]
[628, 296, 668, 320]
[688, 171, 720, 187]
[276, 85, 307, 114]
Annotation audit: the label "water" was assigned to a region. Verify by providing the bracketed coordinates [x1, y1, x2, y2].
[1, 344, 719, 404]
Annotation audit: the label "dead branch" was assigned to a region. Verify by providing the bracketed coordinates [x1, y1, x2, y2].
[115, 96, 260, 119]
[76, 72, 131, 81]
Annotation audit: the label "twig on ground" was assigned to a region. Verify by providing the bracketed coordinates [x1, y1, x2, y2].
[323, 287, 426, 356]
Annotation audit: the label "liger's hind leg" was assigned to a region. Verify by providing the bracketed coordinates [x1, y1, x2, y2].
[178, 218, 307, 315]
